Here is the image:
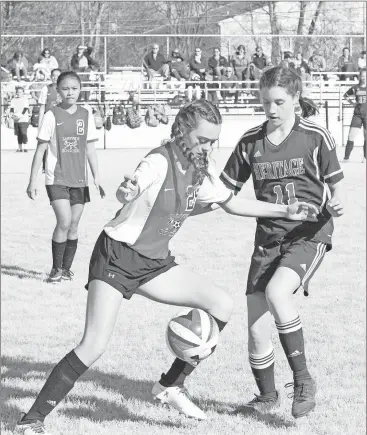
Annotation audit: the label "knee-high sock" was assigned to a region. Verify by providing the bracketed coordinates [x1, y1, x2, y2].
[344, 140, 354, 159]
[249, 348, 276, 396]
[22, 350, 88, 423]
[52, 240, 67, 270]
[276, 316, 311, 384]
[159, 316, 227, 387]
[363, 139, 366, 158]
[62, 239, 78, 271]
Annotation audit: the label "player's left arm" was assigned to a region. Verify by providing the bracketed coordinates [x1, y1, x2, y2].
[318, 130, 345, 217]
[86, 110, 104, 197]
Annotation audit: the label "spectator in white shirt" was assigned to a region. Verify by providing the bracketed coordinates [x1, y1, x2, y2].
[358, 51, 366, 70]
[10, 86, 30, 152]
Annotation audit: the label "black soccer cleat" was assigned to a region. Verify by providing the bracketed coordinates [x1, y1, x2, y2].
[61, 269, 74, 281]
[285, 378, 317, 419]
[16, 412, 53, 434]
[236, 391, 280, 414]
[45, 268, 62, 284]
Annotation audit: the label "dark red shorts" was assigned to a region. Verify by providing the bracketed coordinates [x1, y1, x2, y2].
[247, 238, 328, 296]
[85, 231, 177, 299]
[45, 185, 90, 206]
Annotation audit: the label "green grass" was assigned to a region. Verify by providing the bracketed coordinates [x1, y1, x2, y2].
[1, 147, 366, 435]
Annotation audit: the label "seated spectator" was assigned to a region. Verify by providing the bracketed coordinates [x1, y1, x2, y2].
[29, 68, 48, 101]
[84, 46, 100, 70]
[31, 56, 52, 81]
[308, 51, 326, 79]
[220, 66, 239, 103]
[337, 47, 356, 81]
[294, 52, 310, 74]
[251, 46, 269, 71]
[358, 50, 366, 70]
[143, 43, 170, 81]
[71, 45, 90, 72]
[208, 47, 228, 79]
[10, 51, 29, 81]
[242, 46, 269, 89]
[231, 44, 250, 83]
[188, 47, 208, 81]
[168, 49, 190, 81]
[39, 48, 59, 76]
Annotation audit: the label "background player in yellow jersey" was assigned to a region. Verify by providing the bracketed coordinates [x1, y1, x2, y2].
[26, 71, 104, 284]
[342, 68, 366, 162]
[219, 66, 344, 419]
[16, 100, 318, 434]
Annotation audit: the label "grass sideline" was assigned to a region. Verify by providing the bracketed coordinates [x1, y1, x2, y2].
[1, 147, 366, 435]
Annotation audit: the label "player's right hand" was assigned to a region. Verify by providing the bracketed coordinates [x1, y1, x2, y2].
[117, 174, 139, 203]
[26, 182, 37, 200]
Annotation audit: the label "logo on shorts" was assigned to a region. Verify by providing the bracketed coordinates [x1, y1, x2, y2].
[300, 263, 307, 271]
[47, 400, 56, 406]
[108, 273, 115, 279]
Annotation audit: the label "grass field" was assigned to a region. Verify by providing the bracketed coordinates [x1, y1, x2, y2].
[1, 146, 366, 435]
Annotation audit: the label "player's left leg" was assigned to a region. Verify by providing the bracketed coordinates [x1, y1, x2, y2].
[137, 265, 234, 419]
[19, 122, 28, 152]
[266, 240, 327, 418]
[344, 114, 362, 160]
[62, 188, 90, 280]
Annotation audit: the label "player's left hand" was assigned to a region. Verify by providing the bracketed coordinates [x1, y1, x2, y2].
[286, 201, 319, 221]
[326, 198, 344, 217]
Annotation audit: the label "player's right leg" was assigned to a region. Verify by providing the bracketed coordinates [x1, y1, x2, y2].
[46, 197, 72, 283]
[343, 117, 362, 161]
[137, 265, 234, 420]
[16, 279, 123, 434]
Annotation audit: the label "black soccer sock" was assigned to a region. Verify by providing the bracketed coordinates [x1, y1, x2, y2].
[159, 316, 227, 388]
[62, 239, 78, 271]
[363, 140, 366, 158]
[249, 348, 277, 396]
[344, 140, 354, 159]
[22, 350, 88, 423]
[52, 240, 67, 270]
[276, 316, 311, 384]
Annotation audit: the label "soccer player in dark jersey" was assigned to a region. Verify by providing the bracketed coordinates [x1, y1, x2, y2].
[38, 68, 62, 173]
[26, 71, 104, 284]
[342, 68, 366, 162]
[218, 66, 345, 419]
[16, 100, 318, 434]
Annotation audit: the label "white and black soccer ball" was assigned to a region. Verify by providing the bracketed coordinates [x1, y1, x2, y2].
[166, 308, 220, 365]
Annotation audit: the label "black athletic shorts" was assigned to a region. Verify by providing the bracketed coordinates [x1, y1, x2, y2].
[85, 230, 177, 299]
[247, 238, 328, 296]
[350, 104, 367, 129]
[45, 185, 90, 206]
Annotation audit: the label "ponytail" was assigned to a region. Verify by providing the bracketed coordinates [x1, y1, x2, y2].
[299, 96, 319, 119]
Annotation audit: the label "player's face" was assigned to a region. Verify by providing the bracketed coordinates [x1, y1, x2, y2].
[260, 86, 298, 126]
[360, 71, 366, 86]
[186, 118, 221, 157]
[51, 70, 61, 84]
[16, 88, 24, 97]
[57, 77, 81, 105]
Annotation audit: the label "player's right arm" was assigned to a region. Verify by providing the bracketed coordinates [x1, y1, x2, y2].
[116, 154, 168, 204]
[26, 111, 54, 200]
[343, 86, 356, 106]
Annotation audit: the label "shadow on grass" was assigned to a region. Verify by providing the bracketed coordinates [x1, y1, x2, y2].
[2, 355, 296, 431]
[1, 356, 184, 431]
[1, 264, 44, 280]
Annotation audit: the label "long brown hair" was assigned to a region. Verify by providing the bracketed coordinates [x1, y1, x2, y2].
[259, 66, 318, 118]
[168, 99, 222, 185]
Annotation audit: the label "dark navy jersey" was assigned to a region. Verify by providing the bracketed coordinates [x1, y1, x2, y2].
[344, 84, 367, 106]
[220, 116, 344, 247]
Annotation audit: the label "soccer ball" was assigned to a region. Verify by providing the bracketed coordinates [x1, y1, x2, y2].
[166, 308, 220, 365]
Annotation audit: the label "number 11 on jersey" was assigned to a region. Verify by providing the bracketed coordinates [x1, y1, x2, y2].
[273, 182, 298, 205]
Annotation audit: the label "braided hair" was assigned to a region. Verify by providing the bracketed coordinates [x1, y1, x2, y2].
[167, 99, 222, 185]
[259, 66, 318, 118]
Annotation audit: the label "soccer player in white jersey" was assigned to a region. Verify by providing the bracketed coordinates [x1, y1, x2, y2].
[217, 66, 344, 418]
[16, 99, 319, 434]
[26, 71, 104, 284]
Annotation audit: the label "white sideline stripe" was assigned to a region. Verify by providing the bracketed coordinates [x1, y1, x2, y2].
[299, 119, 336, 151]
[169, 322, 203, 345]
[324, 169, 343, 180]
[221, 171, 244, 189]
[302, 243, 326, 285]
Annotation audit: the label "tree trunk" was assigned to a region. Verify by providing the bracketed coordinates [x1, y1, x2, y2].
[268, 1, 281, 65]
[294, 1, 308, 54]
[308, 1, 324, 35]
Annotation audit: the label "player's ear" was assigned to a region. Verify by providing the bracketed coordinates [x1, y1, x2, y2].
[293, 91, 300, 106]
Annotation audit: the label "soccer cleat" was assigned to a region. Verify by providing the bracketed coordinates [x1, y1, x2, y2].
[61, 269, 74, 281]
[23, 149, 28, 153]
[152, 382, 207, 420]
[46, 268, 62, 284]
[236, 391, 280, 414]
[362, 158, 366, 163]
[16, 413, 53, 434]
[285, 378, 317, 419]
